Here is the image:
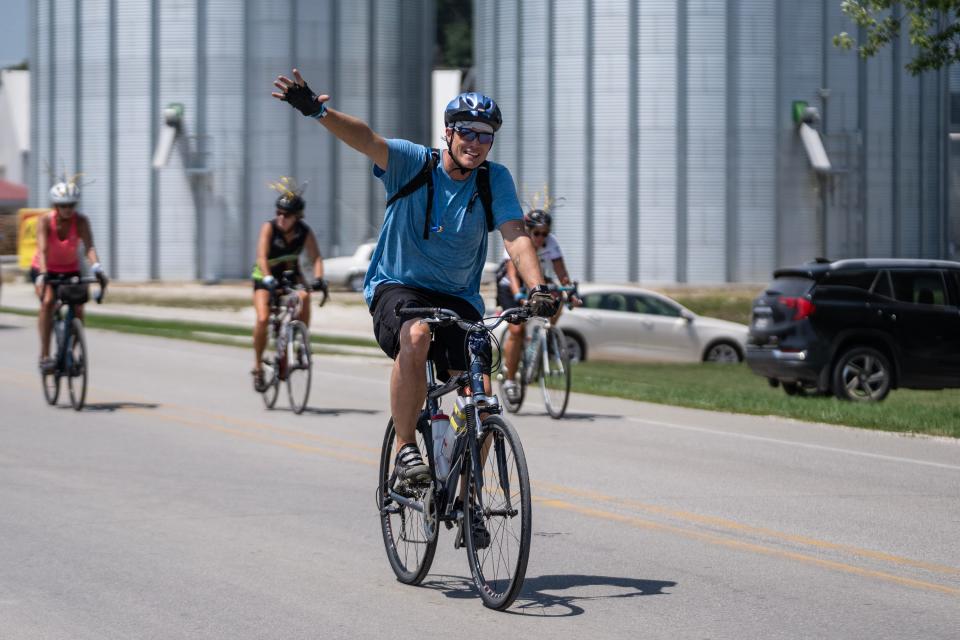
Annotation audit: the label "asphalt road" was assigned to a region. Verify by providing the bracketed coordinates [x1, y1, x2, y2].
[1, 311, 958, 639]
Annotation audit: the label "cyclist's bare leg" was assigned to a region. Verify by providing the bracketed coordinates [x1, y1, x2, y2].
[391, 319, 431, 448]
[37, 286, 56, 359]
[74, 304, 84, 323]
[252, 289, 271, 372]
[502, 322, 524, 379]
[296, 290, 311, 326]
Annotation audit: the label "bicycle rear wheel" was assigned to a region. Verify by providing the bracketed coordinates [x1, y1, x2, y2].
[67, 318, 88, 411]
[261, 357, 279, 409]
[540, 327, 571, 419]
[465, 415, 531, 610]
[377, 418, 438, 585]
[286, 321, 311, 414]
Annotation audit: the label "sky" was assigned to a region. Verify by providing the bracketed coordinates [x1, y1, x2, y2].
[0, 0, 28, 69]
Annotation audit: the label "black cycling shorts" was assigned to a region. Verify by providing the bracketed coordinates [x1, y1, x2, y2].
[496, 283, 517, 311]
[370, 284, 491, 376]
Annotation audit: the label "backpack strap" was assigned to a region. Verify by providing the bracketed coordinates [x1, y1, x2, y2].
[387, 148, 495, 239]
[386, 148, 440, 240]
[475, 162, 495, 232]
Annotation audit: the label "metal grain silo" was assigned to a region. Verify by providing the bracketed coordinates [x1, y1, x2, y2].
[30, 0, 433, 281]
[474, 0, 950, 285]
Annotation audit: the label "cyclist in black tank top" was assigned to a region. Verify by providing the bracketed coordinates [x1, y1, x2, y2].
[251, 182, 328, 391]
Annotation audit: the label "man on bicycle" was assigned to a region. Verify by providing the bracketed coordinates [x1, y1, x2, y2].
[251, 178, 328, 392]
[31, 178, 106, 373]
[272, 69, 558, 483]
[497, 208, 580, 402]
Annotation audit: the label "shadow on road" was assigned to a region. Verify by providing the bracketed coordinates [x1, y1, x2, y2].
[74, 402, 161, 412]
[0, 324, 24, 331]
[274, 406, 379, 416]
[522, 411, 624, 422]
[420, 573, 675, 616]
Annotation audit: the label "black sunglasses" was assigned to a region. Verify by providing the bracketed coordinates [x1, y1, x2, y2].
[276, 209, 298, 218]
[455, 127, 494, 144]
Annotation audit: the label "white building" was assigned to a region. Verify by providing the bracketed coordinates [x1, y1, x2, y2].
[0, 70, 29, 186]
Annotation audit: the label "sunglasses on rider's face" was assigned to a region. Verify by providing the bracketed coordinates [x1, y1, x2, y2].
[276, 209, 297, 218]
[454, 127, 494, 144]
[530, 230, 548, 238]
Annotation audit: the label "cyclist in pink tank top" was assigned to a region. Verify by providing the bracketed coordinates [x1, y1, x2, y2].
[32, 178, 106, 373]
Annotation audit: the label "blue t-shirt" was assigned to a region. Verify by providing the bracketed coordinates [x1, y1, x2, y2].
[363, 139, 523, 314]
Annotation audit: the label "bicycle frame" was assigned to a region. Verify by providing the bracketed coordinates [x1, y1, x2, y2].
[386, 310, 524, 531]
[45, 276, 104, 375]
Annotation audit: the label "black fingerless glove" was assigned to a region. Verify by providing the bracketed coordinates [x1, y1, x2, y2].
[283, 81, 326, 119]
[528, 285, 560, 318]
[311, 278, 328, 293]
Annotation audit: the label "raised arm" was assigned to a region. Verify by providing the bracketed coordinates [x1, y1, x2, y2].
[272, 68, 389, 170]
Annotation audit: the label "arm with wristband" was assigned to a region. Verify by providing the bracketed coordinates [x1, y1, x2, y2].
[271, 68, 389, 171]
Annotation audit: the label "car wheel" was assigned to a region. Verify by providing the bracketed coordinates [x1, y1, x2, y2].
[832, 346, 892, 402]
[704, 341, 742, 363]
[562, 332, 585, 363]
[348, 273, 365, 292]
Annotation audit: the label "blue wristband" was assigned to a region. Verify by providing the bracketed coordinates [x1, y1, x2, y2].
[309, 102, 328, 120]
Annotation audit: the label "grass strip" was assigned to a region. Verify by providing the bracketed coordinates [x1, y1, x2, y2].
[0, 306, 379, 349]
[5, 305, 957, 437]
[571, 361, 960, 438]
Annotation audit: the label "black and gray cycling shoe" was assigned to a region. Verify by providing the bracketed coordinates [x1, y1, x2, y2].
[395, 443, 430, 486]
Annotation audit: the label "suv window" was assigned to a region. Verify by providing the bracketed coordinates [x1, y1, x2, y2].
[889, 270, 947, 306]
[765, 277, 813, 297]
[820, 270, 878, 291]
[947, 271, 960, 306]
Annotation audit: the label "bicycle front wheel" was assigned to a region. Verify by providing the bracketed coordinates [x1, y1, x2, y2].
[67, 318, 88, 411]
[465, 415, 531, 610]
[261, 357, 279, 409]
[42, 370, 60, 405]
[286, 321, 311, 414]
[377, 418, 438, 585]
[540, 327, 571, 419]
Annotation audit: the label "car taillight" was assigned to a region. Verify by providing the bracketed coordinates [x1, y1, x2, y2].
[779, 296, 816, 320]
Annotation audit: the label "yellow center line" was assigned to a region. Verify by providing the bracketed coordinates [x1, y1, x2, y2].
[3, 364, 957, 595]
[127, 408, 378, 468]
[533, 497, 960, 597]
[533, 480, 960, 577]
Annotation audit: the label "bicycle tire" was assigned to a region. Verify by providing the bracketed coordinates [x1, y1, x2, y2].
[67, 318, 88, 411]
[540, 327, 571, 419]
[377, 418, 438, 585]
[42, 370, 60, 405]
[261, 357, 280, 409]
[286, 321, 312, 414]
[465, 415, 531, 610]
[497, 368, 525, 414]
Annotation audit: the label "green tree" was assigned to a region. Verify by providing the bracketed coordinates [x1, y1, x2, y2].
[437, 0, 472, 68]
[834, 1, 959, 74]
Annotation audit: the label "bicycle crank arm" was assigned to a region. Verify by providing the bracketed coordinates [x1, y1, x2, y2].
[387, 491, 426, 514]
[484, 509, 518, 518]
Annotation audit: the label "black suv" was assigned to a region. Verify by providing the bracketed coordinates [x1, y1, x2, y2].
[747, 259, 960, 401]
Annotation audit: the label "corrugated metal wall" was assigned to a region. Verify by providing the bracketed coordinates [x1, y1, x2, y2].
[79, 0, 112, 274]
[474, 0, 950, 284]
[31, 0, 433, 280]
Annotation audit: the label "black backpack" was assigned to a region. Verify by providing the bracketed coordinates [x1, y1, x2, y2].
[385, 148, 494, 240]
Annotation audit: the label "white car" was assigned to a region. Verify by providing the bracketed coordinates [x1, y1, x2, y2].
[324, 241, 499, 291]
[556, 284, 748, 363]
[323, 242, 376, 291]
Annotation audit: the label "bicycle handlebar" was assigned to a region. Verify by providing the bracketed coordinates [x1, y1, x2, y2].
[396, 305, 532, 331]
[45, 274, 108, 304]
